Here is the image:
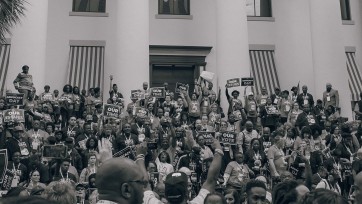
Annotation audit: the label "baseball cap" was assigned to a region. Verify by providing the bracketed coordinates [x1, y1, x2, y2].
[165, 172, 188, 203]
[248, 92, 254, 96]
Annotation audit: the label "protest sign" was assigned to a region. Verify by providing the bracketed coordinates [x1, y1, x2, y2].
[150, 172, 160, 188]
[0, 149, 7, 184]
[226, 78, 241, 88]
[5, 93, 24, 106]
[197, 131, 215, 146]
[1, 170, 14, 190]
[42, 93, 54, 101]
[42, 145, 68, 159]
[150, 87, 166, 98]
[241, 78, 254, 86]
[113, 146, 135, 158]
[175, 82, 189, 93]
[131, 90, 140, 100]
[3, 109, 25, 123]
[200, 71, 215, 82]
[103, 104, 120, 119]
[219, 132, 237, 145]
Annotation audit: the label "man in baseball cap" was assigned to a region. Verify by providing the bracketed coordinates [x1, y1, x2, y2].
[165, 172, 188, 203]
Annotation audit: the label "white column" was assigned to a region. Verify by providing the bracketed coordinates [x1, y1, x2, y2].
[216, 0, 250, 112]
[114, 0, 149, 104]
[273, 0, 315, 91]
[309, 0, 352, 118]
[7, 0, 48, 93]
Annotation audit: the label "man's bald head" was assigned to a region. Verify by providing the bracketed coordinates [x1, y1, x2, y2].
[96, 157, 144, 203]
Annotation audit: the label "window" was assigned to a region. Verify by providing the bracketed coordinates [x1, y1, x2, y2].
[246, 0, 272, 17]
[340, 0, 351, 20]
[158, 0, 190, 15]
[72, 0, 106, 13]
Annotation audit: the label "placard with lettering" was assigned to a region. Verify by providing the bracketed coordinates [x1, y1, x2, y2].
[5, 93, 24, 106]
[103, 104, 120, 119]
[113, 146, 135, 158]
[175, 83, 189, 93]
[131, 90, 140, 100]
[42, 145, 68, 159]
[3, 109, 25, 123]
[42, 93, 54, 101]
[0, 149, 7, 184]
[241, 78, 254, 86]
[1, 170, 14, 190]
[197, 131, 215, 145]
[219, 132, 237, 145]
[150, 87, 166, 98]
[226, 78, 241, 88]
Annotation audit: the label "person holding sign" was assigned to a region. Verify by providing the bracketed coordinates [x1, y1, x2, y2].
[256, 87, 269, 107]
[183, 90, 202, 123]
[244, 92, 258, 126]
[13, 65, 34, 102]
[225, 85, 243, 115]
[115, 123, 139, 157]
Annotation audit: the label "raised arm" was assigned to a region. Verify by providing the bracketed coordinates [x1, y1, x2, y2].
[201, 139, 223, 192]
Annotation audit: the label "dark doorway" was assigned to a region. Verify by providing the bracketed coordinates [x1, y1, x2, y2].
[151, 64, 196, 94]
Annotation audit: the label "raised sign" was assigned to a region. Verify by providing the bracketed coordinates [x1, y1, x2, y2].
[175, 83, 189, 93]
[42, 145, 68, 159]
[1, 170, 14, 190]
[3, 109, 25, 123]
[150, 87, 166, 98]
[113, 146, 135, 158]
[197, 131, 215, 146]
[5, 93, 24, 106]
[241, 78, 254, 86]
[103, 104, 120, 119]
[226, 78, 241, 88]
[219, 132, 237, 145]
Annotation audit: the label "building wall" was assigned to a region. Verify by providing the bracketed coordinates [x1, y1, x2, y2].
[5, 0, 362, 119]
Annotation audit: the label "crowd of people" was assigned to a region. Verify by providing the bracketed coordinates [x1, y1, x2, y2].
[0, 65, 362, 204]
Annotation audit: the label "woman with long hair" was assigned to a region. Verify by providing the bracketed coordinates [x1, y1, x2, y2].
[79, 152, 98, 183]
[20, 170, 46, 192]
[244, 138, 267, 176]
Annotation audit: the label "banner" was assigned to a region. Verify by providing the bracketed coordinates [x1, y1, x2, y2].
[226, 78, 241, 88]
[1, 170, 14, 190]
[175, 83, 189, 93]
[103, 104, 120, 119]
[241, 78, 254, 86]
[150, 87, 166, 98]
[197, 131, 215, 145]
[42, 145, 68, 159]
[3, 109, 25, 123]
[5, 93, 24, 106]
[219, 132, 237, 145]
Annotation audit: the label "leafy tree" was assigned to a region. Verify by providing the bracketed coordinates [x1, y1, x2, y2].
[0, 0, 27, 43]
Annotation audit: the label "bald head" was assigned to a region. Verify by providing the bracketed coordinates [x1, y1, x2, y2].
[96, 157, 143, 196]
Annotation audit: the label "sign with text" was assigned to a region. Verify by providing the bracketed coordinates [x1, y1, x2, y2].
[103, 104, 120, 119]
[113, 146, 135, 158]
[3, 109, 25, 123]
[5, 93, 24, 106]
[0, 149, 7, 184]
[41, 93, 54, 101]
[1, 170, 14, 190]
[241, 78, 254, 86]
[219, 132, 237, 145]
[175, 83, 189, 93]
[42, 145, 68, 159]
[197, 131, 215, 146]
[226, 78, 241, 88]
[200, 71, 215, 82]
[131, 90, 140, 100]
[150, 87, 166, 98]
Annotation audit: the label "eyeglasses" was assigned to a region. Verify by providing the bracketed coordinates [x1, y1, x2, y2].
[127, 180, 149, 188]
